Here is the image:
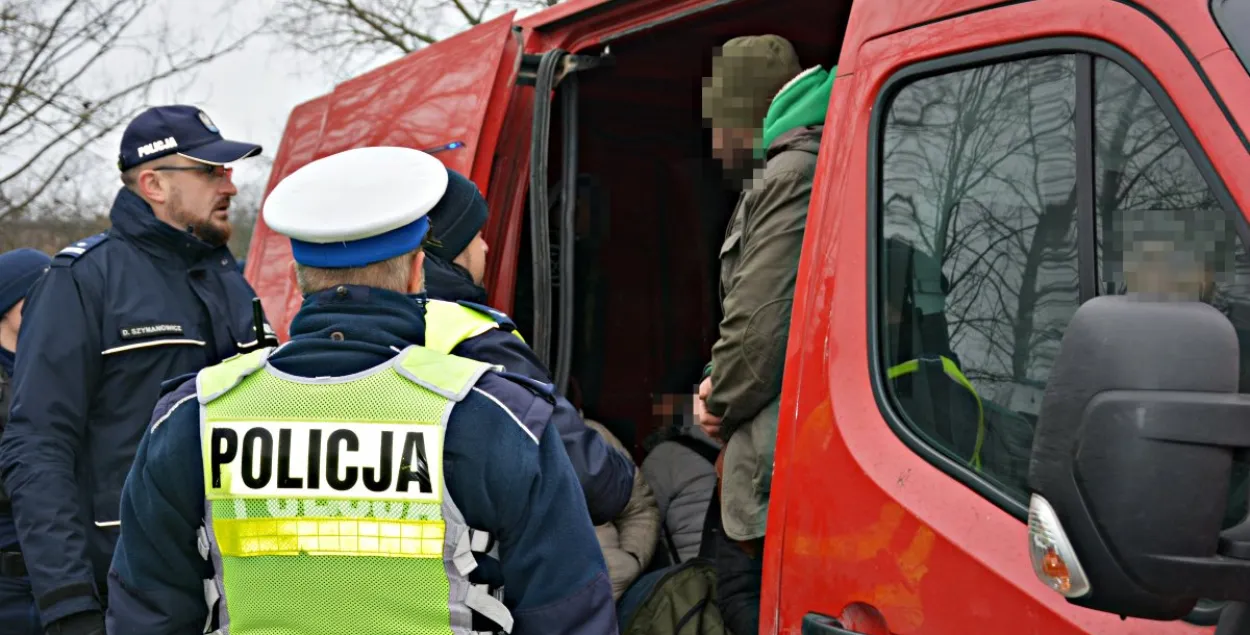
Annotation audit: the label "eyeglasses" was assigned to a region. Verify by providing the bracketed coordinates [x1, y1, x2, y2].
[152, 164, 233, 179]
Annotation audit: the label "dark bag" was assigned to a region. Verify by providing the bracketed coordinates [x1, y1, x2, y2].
[617, 556, 725, 635]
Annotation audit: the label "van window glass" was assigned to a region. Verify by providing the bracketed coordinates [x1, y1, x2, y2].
[1093, 57, 1249, 528]
[880, 54, 1081, 501]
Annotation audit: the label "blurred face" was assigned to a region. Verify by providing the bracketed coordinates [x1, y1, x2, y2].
[453, 232, 489, 286]
[711, 127, 758, 173]
[1123, 239, 1213, 300]
[652, 393, 693, 428]
[138, 157, 238, 246]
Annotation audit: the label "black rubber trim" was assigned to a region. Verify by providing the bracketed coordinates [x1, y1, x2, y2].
[1075, 54, 1097, 303]
[1113, 0, 1250, 152]
[868, 35, 1250, 521]
[38, 582, 97, 610]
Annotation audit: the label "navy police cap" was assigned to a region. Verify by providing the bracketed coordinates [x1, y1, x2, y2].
[118, 105, 261, 171]
[262, 146, 448, 269]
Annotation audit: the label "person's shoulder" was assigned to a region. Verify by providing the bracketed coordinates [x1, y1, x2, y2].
[49, 232, 112, 270]
[150, 375, 198, 429]
[455, 369, 558, 445]
[141, 375, 201, 459]
[454, 300, 518, 332]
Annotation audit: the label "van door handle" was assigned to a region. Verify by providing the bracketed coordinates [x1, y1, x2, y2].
[802, 613, 866, 634]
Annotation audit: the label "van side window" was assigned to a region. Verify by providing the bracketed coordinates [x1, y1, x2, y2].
[879, 55, 1082, 501]
[1092, 58, 1250, 527]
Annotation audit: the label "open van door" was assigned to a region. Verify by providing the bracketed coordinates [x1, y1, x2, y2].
[245, 12, 522, 339]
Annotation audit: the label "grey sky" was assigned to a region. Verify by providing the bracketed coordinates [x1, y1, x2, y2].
[107, 0, 338, 192]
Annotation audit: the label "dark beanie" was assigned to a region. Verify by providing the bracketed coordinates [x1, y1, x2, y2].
[0, 248, 52, 317]
[425, 168, 488, 262]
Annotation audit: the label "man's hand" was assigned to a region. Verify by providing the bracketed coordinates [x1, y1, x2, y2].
[696, 376, 722, 439]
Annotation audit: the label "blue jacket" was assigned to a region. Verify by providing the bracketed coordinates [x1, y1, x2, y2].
[424, 255, 634, 524]
[0, 189, 266, 626]
[0, 349, 16, 551]
[106, 285, 617, 635]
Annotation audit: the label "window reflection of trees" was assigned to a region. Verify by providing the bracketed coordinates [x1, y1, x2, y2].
[1094, 59, 1234, 302]
[1092, 59, 1250, 532]
[882, 55, 1080, 414]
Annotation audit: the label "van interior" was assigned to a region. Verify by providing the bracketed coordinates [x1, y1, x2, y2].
[510, 0, 852, 457]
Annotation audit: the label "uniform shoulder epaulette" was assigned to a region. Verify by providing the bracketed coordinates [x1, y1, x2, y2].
[51, 232, 109, 267]
[494, 370, 556, 403]
[457, 300, 517, 332]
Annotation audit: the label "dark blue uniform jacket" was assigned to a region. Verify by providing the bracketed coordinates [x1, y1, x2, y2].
[0, 188, 265, 626]
[0, 349, 17, 551]
[106, 286, 618, 635]
[424, 255, 634, 525]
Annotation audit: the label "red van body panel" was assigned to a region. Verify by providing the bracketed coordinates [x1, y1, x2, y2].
[244, 13, 519, 335]
[765, 0, 1239, 632]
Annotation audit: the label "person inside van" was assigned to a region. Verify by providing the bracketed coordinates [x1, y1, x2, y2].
[696, 34, 833, 633]
[418, 167, 636, 526]
[884, 235, 1036, 498]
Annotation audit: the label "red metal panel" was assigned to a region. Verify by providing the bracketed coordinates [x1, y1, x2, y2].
[765, 0, 1234, 632]
[244, 96, 330, 340]
[311, 12, 518, 184]
[246, 12, 520, 339]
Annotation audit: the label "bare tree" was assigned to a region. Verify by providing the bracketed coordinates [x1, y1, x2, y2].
[0, 0, 265, 221]
[226, 155, 273, 260]
[270, 0, 559, 77]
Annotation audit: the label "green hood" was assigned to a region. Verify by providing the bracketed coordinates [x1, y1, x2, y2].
[759, 65, 835, 153]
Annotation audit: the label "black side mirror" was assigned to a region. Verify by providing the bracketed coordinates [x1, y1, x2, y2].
[1028, 295, 1250, 620]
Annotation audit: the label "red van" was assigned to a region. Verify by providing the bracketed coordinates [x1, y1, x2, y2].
[246, 0, 1250, 632]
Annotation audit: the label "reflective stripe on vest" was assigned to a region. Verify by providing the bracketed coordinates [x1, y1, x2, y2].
[887, 355, 986, 471]
[195, 345, 512, 635]
[424, 299, 525, 355]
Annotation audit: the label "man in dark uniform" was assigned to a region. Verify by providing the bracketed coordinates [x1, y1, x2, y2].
[106, 145, 617, 635]
[420, 167, 634, 525]
[0, 105, 269, 635]
[0, 248, 52, 635]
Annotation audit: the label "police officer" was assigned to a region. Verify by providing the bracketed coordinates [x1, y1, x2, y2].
[417, 165, 634, 525]
[0, 105, 269, 635]
[106, 146, 617, 635]
[0, 248, 52, 635]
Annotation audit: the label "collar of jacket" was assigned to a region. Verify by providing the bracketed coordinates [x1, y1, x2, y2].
[108, 188, 220, 267]
[423, 253, 488, 305]
[0, 347, 12, 377]
[270, 285, 429, 378]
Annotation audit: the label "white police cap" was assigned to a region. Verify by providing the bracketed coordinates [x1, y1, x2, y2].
[262, 146, 449, 268]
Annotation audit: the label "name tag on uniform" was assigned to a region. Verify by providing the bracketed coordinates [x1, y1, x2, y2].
[207, 422, 442, 503]
[120, 323, 184, 339]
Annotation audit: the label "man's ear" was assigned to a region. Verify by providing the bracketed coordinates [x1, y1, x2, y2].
[137, 168, 168, 204]
[408, 251, 426, 294]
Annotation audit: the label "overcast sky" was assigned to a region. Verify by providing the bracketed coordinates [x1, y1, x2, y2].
[33, 0, 544, 207]
[108, 0, 337, 191]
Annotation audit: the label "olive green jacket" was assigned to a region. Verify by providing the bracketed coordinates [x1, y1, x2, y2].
[707, 125, 822, 441]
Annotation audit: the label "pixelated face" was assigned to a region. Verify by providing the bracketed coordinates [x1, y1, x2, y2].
[1122, 238, 1213, 300]
[652, 393, 692, 427]
[711, 127, 758, 173]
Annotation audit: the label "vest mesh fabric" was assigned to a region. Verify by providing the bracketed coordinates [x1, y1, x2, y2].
[198, 346, 496, 635]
